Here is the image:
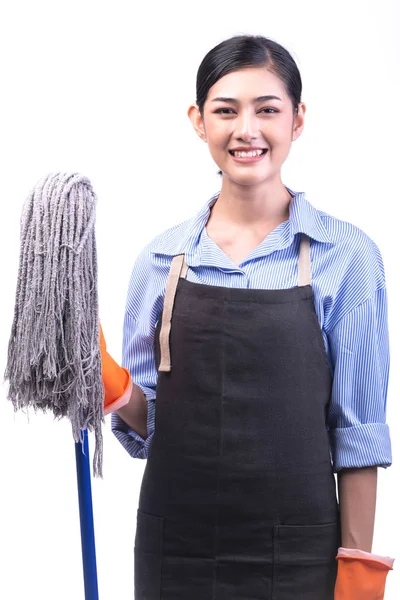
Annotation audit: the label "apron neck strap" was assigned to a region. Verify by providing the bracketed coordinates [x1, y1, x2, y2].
[158, 253, 187, 372]
[298, 233, 311, 286]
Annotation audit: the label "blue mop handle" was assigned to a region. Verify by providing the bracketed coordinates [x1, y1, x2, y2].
[75, 428, 99, 600]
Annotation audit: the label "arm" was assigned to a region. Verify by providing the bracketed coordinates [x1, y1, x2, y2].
[334, 470, 393, 600]
[337, 466, 377, 551]
[116, 382, 148, 439]
[326, 287, 391, 475]
[100, 318, 150, 439]
[326, 288, 394, 597]
[327, 289, 391, 545]
[110, 245, 165, 459]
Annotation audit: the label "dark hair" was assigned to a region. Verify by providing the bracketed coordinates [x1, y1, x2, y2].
[195, 35, 302, 175]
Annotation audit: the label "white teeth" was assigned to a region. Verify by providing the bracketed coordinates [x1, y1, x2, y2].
[233, 149, 264, 158]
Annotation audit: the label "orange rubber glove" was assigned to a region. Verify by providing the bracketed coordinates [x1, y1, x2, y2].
[100, 323, 132, 415]
[334, 547, 394, 599]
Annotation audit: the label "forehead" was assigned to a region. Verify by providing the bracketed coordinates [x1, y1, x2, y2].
[207, 67, 288, 102]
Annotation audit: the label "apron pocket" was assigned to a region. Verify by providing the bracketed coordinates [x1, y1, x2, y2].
[134, 510, 164, 600]
[272, 521, 340, 600]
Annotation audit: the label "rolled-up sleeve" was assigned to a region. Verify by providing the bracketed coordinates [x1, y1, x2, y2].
[111, 402, 155, 460]
[111, 247, 163, 459]
[326, 287, 392, 472]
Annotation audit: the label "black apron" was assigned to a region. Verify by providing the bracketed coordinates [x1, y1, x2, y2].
[134, 233, 341, 599]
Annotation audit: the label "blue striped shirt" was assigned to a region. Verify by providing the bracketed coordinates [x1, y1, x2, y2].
[111, 187, 392, 472]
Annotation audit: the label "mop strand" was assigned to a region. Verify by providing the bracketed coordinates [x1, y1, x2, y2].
[4, 171, 104, 477]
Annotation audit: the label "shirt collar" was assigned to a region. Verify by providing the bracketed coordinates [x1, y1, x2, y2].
[286, 186, 333, 244]
[150, 186, 333, 265]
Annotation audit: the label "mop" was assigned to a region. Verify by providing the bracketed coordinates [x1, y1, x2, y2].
[4, 171, 107, 598]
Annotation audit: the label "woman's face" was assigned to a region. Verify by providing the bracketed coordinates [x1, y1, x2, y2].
[189, 67, 306, 186]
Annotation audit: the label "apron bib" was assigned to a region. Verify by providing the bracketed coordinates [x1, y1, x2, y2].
[134, 233, 341, 599]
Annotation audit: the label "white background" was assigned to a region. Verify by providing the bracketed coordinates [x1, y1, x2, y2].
[0, 1, 399, 598]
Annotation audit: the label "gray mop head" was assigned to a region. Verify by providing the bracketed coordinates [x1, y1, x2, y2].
[4, 172, 104, 478]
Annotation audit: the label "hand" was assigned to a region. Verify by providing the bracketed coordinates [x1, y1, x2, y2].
[99, 323, 132, 415]
[334, 547, 394, 599]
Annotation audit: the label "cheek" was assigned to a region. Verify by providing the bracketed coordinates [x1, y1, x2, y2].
[264, 120, 293, 142]
[266, 133, 294, 160]
[203, 115, 231, 144]
[208, 123, 230, 146]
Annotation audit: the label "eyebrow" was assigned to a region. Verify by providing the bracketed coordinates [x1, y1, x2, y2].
[210, 95, 283, 103]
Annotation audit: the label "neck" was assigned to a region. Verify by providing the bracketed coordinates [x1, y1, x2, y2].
[211, 176, 293, 227]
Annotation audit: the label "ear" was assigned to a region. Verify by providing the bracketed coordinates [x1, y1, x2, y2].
[292, 102, 306, 142]
[187, 104, 207, 142]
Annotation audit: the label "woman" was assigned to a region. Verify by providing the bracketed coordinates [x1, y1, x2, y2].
[101, 35, 394, 599]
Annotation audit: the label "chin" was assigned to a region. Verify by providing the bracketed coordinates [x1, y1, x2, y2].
[225, 168, 273, 184]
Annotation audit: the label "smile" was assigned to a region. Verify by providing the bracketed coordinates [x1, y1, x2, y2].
[229, 149, 267, 157]
[228, 149, 268, 162]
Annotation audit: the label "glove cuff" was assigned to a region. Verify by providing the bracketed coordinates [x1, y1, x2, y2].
[103, 371, 133, 416]
[337, 547, 394, 569]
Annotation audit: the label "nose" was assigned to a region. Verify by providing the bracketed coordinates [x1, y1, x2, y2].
[235, 109, 259, 142]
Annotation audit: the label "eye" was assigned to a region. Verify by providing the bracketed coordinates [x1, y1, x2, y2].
[214, 108, 236, 114]
[214, 107, 279, 115]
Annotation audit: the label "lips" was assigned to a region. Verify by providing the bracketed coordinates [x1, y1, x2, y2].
[228, 149, 268, 156]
